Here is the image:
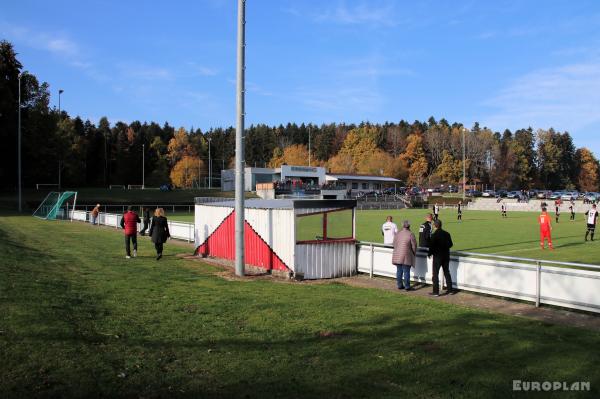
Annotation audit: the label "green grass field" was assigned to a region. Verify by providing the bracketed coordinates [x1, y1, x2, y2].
[170, 208, 600, 265]
[2, 213, 599, 398]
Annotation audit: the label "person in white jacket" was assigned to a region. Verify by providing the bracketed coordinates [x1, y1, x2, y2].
[381, 216, 398, 245]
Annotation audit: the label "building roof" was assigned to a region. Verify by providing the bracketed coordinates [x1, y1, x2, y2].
[196, 198, 356, 209]
[326, 174, 401, 182]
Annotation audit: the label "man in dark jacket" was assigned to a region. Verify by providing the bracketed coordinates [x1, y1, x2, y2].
[418, 214, 433, 248]
[120, 205, 141, 258]
[427, 219, 455, 296]
[140, 207, 151, 236]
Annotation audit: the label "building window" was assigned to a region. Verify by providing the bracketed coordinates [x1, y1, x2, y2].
[374, 183, 380, 190]
[352, 183, 358, 189]
[362, 183, 368, 190]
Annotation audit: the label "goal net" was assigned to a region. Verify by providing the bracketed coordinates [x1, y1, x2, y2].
[127, 184, 144, 189]
[32, 191, 78, 220]
[109, 185, 126, 189]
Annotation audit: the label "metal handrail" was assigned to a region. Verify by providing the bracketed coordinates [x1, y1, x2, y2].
[357, 240, 600, 271]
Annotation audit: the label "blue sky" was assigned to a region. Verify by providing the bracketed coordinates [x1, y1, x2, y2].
[3, 0, 600, 155]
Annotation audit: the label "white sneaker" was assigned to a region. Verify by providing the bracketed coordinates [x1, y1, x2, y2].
[133, 250, 137, 258]
[125, 255, 131, 259]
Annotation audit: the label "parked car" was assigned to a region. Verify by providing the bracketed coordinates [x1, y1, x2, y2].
[495, 189, 508, 198]
[584, 192, 600, 202]
[506, 191, 519, 199]
[549, 191, 562, 200]
[466, 189, 482, 197]
[482, 190, 496, 197]
[447, 186, 458, 193]
[561, 191, 578, 201]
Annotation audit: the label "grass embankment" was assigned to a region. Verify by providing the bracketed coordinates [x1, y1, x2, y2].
[1, 214, 599, 398]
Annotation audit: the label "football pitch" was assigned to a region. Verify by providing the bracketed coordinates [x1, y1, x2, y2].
[171, 208, 600, 265]
[1, 213, 600, 398]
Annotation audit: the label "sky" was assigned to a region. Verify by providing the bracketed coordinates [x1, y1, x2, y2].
[2, 0, 600, 156]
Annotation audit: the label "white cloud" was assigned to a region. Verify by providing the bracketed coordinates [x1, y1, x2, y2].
[312, 1, 398, 27]
[482, 59, 600, 134]
[118, 63, 173, 80]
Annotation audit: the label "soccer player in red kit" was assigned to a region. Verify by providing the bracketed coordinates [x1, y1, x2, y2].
[538, 207, 553, 250]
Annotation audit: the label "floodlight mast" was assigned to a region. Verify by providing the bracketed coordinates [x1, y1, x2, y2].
[235, 0, 246, 276]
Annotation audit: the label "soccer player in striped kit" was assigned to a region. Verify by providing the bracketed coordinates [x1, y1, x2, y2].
[538, 207, 553, 250]
[585, 204, 598, 242]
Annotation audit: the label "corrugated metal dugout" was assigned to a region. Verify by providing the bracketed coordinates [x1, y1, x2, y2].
[194, 199, 357, 279]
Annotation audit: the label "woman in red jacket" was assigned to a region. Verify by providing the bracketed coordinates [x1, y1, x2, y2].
[120, 206, 141, 258]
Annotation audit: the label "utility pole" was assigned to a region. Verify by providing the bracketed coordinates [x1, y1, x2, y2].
[308, 126, 311, 167]
[462, 127, 466, 201]
[58, 89, 64, 190]
[208, 137, 212, 189]
[18, 73, 23, 212]
[142, 143, 145, 188]
[235, 0, 246, 277]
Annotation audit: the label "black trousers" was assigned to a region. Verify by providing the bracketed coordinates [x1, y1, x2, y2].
[432, 255, 452, 294]
[155, 242, 163, 255]
[125, 234, 137, 256]
[140, 220, 149, 235]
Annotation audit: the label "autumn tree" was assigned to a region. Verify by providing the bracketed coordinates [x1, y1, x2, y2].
[268, 144, 310, 167]
[400, 134, 428, 186]
[436, 150, 462, 184]
[167, 127, 196, 166]
[576, 148, 599, 192]
[170, 155, 203, 188]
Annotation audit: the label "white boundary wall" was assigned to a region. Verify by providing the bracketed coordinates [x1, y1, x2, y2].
[357, 243, 600, 313]
[71, 210, 195, 242]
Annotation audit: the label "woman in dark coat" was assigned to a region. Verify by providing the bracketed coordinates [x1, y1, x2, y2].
[149, 208, 170, 260]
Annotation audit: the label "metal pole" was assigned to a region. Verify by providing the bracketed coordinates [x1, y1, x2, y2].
[208, 137, 212, 189]
[308, 126, 311, 167]
[142, 143, 145, 188]
[462, 127, 466, 201]
[370, 243, 374, 278]
[18, 73, 22, 212]
[58, 89, 63, 190]
[535, 261, 541, 307]
[235, 0, 246, 277]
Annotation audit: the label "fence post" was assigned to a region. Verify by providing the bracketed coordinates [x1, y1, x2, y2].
[370, 243, 374, 278]
[535, 261, 541, 307]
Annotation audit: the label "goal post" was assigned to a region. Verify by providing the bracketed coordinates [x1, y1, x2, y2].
[127, 184, 144, 190]
[32, 191, 78, 220]
[109, 185, 126, 189]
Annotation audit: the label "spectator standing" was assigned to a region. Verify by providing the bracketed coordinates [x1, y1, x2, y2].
[457, 201, 463, 222]
[555, 202, 561, 223]
[433, 204, 440, 221]
[91, 203, 100, 225]
[381, 216, 398, 245]
[120, 205, 141, 258]
[538, 207, 554, 250]
[140, 207, 151, 236]
[392, 220, 417, 291]
[427, 220, 455, 296]
[150, 208, 171, 260]
[501, 203, 507, 218]
[418, 214, 433, 249]
[585, 204, 598, 242]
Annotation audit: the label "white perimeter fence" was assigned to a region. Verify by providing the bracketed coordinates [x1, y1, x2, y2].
[69, 209, 600, 313]
[357, 242, 600, 314]
[70, 210, 195, 242]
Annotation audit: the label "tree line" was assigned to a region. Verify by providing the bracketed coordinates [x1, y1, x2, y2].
[1, 40, 599, 191]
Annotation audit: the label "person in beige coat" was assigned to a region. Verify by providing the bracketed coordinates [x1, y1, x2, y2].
[392, 220, 417, 290]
